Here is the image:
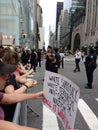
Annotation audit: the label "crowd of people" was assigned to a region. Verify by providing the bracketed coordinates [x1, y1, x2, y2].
[0, 46, 44, 130]
[20, 48, 42, 72]
[0, 45, 66, 129]
[45, 45, 63, 73]
[0, 44, 97, 130]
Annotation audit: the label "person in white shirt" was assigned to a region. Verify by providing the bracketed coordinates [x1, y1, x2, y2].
[73, 49, 81, 72]
[60, 53, 65, 68]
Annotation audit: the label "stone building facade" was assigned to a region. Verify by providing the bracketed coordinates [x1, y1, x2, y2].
[71, 0, 98, 53]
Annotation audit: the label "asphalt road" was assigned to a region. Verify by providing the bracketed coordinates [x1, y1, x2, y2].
[27, 57, 98, 130]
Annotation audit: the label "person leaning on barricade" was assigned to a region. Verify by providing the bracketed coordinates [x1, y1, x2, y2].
[0, 49, 37, 121]
[0, 60, 44, 130]
[2, 48, 34, 84]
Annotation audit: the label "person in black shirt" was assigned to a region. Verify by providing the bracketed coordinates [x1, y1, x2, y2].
[37, 49, 42, 67]
[45, 46, 54, 71]
[30, 49, 37, 72]
[0, 61, 44, 130]
[51, 47, 61, 73]
[84, 48, 97, 89]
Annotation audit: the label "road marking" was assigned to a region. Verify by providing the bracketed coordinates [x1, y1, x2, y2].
[42, 99, 98, 130]
[42, 105, 59, 130]
[78, 99, 98, 130]
[96, 98, 98, 102]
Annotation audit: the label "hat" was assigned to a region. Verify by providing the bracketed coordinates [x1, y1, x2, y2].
[0, 61, 17, 74]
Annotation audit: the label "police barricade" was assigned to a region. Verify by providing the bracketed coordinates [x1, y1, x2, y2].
[12, 101, 27, 125]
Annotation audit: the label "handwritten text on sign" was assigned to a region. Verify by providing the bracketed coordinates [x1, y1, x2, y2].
[43, 71, 80, 130]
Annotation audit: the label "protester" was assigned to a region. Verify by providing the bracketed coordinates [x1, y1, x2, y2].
[84, 48, 97, 89]
[30, 49, 37, 72]
[0, 49, 36, 121]
[45, 46, 54, 71]
[0, 45, 4, 52]
[73, 49, 81, 72]
[0, 60, 44, 130]
[0, 91, 44, 130]
[25, 49, 31, 67]
[21, 48, 28, 66]
[0, 45, 4, 60]
[52, 47, 61, 73]
[2, 49, 34, 84]
[37, 49, 42, 67]
[1, 73, 37, 121]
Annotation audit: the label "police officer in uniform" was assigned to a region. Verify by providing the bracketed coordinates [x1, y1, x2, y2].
[84, 48, 97, 89]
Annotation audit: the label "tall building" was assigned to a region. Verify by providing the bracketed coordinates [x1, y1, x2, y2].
[37, 4, 43, 27]
[0, 0, 43, 49]
[38, 27, 45, 49]
[37, 4, 44, 49]
[57, 9, 70, 51]
[85, 0, 98, 45]
[70, 0, 98, 53]
[71, 0, 85, 13]
[0, 0, 20, 46]
[64, 0, 71, 11]
[26, 0, 35, 49]
[27, 0, 43, 49]
[19, 0, 31, 48]
[49, 25, 55, 48]
[0, 0, 34, 48]
[55, 2, 63, 41]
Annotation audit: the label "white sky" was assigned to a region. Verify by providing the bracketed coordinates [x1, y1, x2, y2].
[40, 0, 71, 47]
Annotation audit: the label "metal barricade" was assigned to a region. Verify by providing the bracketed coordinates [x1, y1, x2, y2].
[12, 101, 27, 125]
[12, 103, 21, 124]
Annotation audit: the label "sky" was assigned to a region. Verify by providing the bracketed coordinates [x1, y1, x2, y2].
[40, 0, 71, 47]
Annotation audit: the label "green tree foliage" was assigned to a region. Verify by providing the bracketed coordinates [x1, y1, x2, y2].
[94, 42, 98, 55]
[81, 46, 87, 54]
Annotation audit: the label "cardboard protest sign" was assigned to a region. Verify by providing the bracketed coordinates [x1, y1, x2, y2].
[43, 71, 80, 130]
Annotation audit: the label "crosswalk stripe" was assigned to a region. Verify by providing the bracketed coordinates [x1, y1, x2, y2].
[78, 99, 98, 130]
[42, 105, 59, 130]
[95, 98, 98, 102]
[42, 99, 98, 130]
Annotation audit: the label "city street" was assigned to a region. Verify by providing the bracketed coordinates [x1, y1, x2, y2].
[0, 1, 98, 130]
[27, 56, 98, 130]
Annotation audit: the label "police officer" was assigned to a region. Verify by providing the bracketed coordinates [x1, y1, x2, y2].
[84, 48, 97, 89]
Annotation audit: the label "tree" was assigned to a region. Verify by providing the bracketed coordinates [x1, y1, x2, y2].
[94, 42, 98, 55]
